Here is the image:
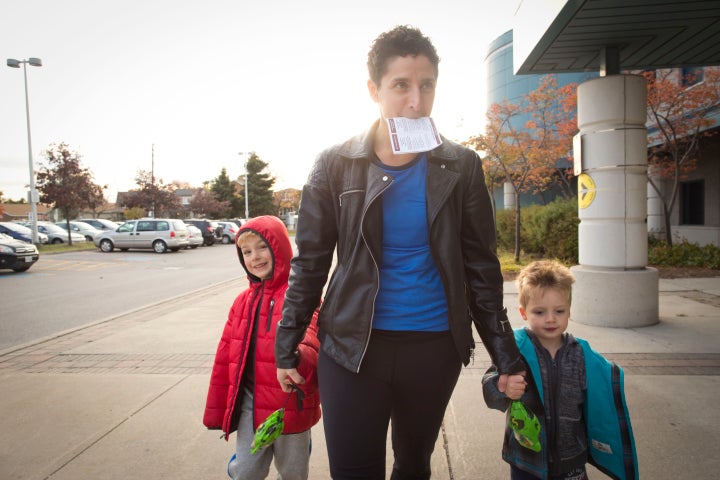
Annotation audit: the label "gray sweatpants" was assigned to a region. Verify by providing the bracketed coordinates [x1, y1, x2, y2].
[228, 388, 311, 480]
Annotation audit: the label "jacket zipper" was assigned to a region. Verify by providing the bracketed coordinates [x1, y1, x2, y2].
[355, 175, 393, 373]
[548, 350, 561, 477]
[267, 298, 275, 332]
[223, 286, 260, 438]
[250, 282, 266, 427]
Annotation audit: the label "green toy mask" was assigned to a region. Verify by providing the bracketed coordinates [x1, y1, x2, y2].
[508, 400, 542, 452]
[250, 384, 304, 454]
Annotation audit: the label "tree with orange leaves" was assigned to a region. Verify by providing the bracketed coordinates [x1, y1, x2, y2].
[466, 75, 577, 262]
[645, 68, 720, 246]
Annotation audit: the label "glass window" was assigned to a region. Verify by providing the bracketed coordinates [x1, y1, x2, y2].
[681, 67, 704, 87]
[680, 180, 704, 225]
[156, 221, 169, 231]
[118, 222, 135, 233]
[137, 221, 155, 232]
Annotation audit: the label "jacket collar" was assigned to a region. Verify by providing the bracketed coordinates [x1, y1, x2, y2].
[338, 119, 463, 162]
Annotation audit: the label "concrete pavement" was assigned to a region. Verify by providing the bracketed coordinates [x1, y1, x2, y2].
[1, 276, 719, 479]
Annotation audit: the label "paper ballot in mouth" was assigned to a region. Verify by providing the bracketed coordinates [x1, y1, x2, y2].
[386, 117, 442, 154]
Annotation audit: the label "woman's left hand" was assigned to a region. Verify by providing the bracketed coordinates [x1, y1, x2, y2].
[277, 367, 305, 393]
[502, 371, 527, 400]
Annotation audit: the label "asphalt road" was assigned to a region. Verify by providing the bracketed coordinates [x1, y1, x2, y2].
[0, 243, 247, 352]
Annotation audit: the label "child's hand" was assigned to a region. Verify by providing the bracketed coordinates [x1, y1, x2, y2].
[277, 368, 305, 393]
[502, 371, 527, 400]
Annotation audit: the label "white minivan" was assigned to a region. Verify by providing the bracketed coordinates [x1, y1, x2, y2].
[93, 218, 189, 253]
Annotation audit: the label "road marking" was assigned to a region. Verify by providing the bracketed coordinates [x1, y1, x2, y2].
[32, 258, 129, 272]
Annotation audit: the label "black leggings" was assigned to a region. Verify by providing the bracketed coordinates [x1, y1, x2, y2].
[318, 329, 462, 480]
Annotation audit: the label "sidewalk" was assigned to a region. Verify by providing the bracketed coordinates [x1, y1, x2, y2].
[1, 276, 718, 479]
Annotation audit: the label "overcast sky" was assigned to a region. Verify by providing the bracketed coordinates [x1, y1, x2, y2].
[1, 0, 523, 202]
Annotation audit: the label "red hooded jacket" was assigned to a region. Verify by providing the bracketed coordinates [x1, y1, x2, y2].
[203, 215, 320, 439]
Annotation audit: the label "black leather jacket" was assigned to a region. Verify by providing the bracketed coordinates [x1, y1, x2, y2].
[276, 121, 524, 374]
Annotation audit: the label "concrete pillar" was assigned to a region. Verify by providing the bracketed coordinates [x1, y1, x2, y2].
[571, 74, 659, 327]
[503, 180, 515, 210]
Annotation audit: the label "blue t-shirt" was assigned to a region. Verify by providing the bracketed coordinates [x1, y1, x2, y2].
[372, 154, 449, 331]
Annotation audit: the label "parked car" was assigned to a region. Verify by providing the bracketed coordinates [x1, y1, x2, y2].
[217, 221, 239, 244]
[184, 224, 204, 249]
[0, 232, 40, 272]
[94, 218, 189, 253]
[0, 222, 49, 244]
[56, 220, 102, 242]
[185, 219, 222, 246]
[20, 221, 86, 244]
[75, 218, 121, 231]
[221, 218, 247, 228]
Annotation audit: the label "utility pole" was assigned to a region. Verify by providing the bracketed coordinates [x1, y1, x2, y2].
[151, 144, 155, 218]
[238, 151, 251, 220]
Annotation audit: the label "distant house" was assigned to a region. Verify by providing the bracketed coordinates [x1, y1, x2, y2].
[174, 188, 200, 209]
[1, 200, 123, 223]
[115, 188, 201, 218]
[273, 188, 301, 228]
[0, 203, 50, 222]
[115, 191, 139, 209]
[74, 199, 123, 221]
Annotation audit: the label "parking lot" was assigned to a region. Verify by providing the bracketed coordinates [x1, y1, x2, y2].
[0, 243, 245, 351]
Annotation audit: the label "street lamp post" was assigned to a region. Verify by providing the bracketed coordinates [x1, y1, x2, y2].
[238, 151, 251, 220]
[7, 57, 42, 244]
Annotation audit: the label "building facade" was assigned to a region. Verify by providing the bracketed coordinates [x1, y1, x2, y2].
[486, 30, 720, 247]
[485, 30, 597, 209]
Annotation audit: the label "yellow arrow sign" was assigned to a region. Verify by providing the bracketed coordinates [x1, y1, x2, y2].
[578, 173, 596, 209]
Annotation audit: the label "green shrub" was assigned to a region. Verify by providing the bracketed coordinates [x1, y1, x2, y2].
[648, 239, 720, 269]
[495, 197, 578, 262]
[526, 197, 579, 262]
[494, 207, 516, 252]
[496, 198, 719, 269]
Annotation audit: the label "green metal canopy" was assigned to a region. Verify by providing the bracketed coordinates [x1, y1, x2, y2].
[514, 0, 720, 74]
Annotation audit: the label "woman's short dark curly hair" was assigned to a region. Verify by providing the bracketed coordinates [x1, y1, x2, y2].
[367, 25, 440, 86]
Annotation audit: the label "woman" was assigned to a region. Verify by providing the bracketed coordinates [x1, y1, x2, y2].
[275, 25, 525, 480]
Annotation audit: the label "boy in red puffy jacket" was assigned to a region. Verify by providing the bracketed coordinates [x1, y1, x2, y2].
[203, 216, 321, 480]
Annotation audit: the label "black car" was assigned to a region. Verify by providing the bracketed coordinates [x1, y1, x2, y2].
[185, 219, 222, 246]
[0, 233, 40, 272]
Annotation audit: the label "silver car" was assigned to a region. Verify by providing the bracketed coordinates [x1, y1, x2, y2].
[217, 221, 240, 244]
[184, 224, 204, 249]
[29, 221, 86, 244]
[94, 218, 189, 253]
[75, 218, 122, 231]
[56, 220, 102, 242]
